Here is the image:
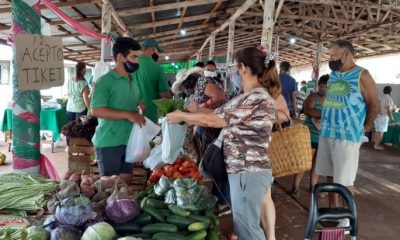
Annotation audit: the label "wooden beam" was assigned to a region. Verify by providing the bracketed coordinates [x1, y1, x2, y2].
[260, 0, 275, 51]
[285, 0, 400, 11]
[50, 17, 101, 26]
[64, 42, 101, 47]
[150, 0, 156, 34]
[161, 35, 207, 47]
[202, 0, 224, 25]
[134, 24, 212, 41]
[129, 11, 222, 30]
[102, 0, 129, 34]
[226, 21, 235, 64]
[119, 0, 229, 17]
[157, 29, 208, 43]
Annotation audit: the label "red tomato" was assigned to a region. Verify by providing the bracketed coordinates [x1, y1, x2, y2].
[173, 172, 183, 179]
[175, 158, 183, 165]
[182, 160, 193, 168]
[173, 165, 180, 173]
[149, 174, 160, 184]
[153, 168, 164, 177]
[179, 166, 190, 174]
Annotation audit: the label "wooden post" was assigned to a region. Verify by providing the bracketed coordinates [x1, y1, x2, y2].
[101, 2, 112, 61]
[226, 20, 235, 65]
[209, 33, 215, 60]
[313, 41, 323, 90]
[196, 52, 202, 62]
[260, 0, 275, 53]
[274, 36, 280, 61]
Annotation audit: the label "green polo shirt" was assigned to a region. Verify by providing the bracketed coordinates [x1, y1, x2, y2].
[91, 70, 141, 147]
[133, 55, 170, 123]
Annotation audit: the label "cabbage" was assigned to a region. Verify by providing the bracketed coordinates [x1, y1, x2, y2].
[55, 195, 92, 226]
[81, 222, 116, 240]
[82, 215, 104, 230]
[106, 199, 139, 223]
[43, 215, 58, 233]
[26, 226, 48, 240]
[50, 225, 82, 240]
[118, 237, 143, 240]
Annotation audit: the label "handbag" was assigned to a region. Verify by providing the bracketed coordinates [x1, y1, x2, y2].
[200, 130, 228, 183]
[268, 112, 313, 177]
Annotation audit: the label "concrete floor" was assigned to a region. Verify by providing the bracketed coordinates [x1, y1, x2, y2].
[0, 142, 399, 239]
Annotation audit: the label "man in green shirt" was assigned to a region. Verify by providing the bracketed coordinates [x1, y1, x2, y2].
[91, 37, 146, 176]
[134, 39, 171, 123]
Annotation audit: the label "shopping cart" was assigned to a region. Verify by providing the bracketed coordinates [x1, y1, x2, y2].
[304, 183, 358, 240]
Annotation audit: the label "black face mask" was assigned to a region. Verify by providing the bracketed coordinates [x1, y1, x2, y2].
[328, 59, 343, 71]
[152, 53, 159, 62]
[123, 61, 139, 73]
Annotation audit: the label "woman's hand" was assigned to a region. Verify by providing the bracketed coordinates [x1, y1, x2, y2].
[126, 112, 146, 127]
[166, 110, 186, 124]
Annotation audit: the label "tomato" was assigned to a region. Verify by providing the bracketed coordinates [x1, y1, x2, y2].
[153, 168, 164, 177]
[173, 172, 183, 179]
[175, 158, 183, 165]
[179, 166, 191, 174]
[173, 165, 180, 173]
[149, 174, 160, 184]
[182, 160, 194, 168]
[163, 165, 174, 172]
[134, 162, 144, 168]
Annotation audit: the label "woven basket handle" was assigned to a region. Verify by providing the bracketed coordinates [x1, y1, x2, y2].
[274, 110, 293, 132]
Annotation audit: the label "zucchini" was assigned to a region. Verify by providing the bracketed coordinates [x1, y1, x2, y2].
[158, 209, 172, 217]
[152, 232, 187, 240]
[143, 205, 166, 223]
[187, 230, 207, 240]
[189, 215, 211, 225]
[142, 223, 178, 234]
[188, 222, 208, 232]
[147, 199, 168, 209]
[112, 222, 142, 234]
[168, 204, 190, 217]
[133, 213, 152, 225]
[207, 228, 219, 240]
[166, 215, 195, 227]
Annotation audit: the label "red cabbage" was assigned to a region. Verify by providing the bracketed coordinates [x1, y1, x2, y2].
[50, 225, 82, 240]
[55, 195, 93, 227]
[105, 199, 139, 223]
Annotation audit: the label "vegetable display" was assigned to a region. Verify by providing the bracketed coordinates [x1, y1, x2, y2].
[61, 115, 98, 141]
[149, 158, 203, 184]
[81, 222, 116, 240]
[55, 195, 92, 226]
[0, 172, 58, 212]
[106, 199, 140, 223]
[153, 99, 184, 118]
[50, 225, 82, 240]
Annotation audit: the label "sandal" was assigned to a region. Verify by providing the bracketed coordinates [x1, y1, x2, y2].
[291, 189, 300, 197]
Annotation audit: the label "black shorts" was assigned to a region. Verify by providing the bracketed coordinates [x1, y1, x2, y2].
[311, 142, 319, 149]
[95, 145, 133, 176]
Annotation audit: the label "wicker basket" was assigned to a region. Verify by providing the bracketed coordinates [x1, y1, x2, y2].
[68, 138, 95, 172]
[268, 123, 312, 177]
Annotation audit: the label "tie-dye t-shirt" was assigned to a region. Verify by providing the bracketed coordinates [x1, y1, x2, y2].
[215, 88, 276, 173]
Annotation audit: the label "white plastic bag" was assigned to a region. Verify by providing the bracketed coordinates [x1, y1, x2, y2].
[93, 62, 111, 83]
[160, 118, 188, 164]
[125, 117, 161, 163]
[143, 144, 165, 170]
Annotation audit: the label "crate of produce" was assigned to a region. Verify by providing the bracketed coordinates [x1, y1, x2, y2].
[68, 138, 95, 172]
[129, 166, 149, 191]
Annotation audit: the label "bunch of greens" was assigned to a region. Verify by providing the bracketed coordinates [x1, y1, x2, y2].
[153, 99, 184, 118]
[0, 173, 58, 212]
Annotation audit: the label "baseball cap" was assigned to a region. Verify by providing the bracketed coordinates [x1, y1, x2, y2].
[142, 38, 164, 53]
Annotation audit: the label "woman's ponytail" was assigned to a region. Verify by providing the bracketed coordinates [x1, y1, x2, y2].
[260, 59, 281, 99]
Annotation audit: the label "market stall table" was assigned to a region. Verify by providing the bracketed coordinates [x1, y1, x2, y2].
[382, 125, 400, 148]
[1, 107, 68, 141]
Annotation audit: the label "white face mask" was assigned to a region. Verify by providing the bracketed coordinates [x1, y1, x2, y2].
[231, 71, 242, 90]
[204, 70, 217, 78]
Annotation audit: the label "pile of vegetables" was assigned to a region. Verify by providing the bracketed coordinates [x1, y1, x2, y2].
[0, 173, 58, 212]
[109, 178, 219, 239]
[61, 115, 98, 141]
[153, 99, 184, 118]
[149, 157, 203, 184]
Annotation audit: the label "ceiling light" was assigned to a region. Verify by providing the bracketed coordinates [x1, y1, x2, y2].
[165, 56, 170, 60]
[172, 62, 175, 66]
[180, 29, 186, 35]
[290, 38, 296, 44]
[175, 65, 179, 69]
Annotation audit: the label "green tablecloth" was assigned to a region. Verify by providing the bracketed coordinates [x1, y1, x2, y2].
[393, 112, 400, 123]
[1, 108, 68, 141]
[382, 125, 400, 148]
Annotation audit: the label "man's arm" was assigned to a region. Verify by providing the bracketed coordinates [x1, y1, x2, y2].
[303, 94, 321, 118]
[360, 70, 379, 130]
[92, 108, 146, 127]
[159, 91, 172, 99]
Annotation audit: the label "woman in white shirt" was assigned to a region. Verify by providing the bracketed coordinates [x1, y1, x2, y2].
[373, 86, 394, 150]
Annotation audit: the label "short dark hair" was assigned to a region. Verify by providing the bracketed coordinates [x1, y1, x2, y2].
[194, 62, 205, 68]
[112, 37, 141, 58]
[301, 80, 307, 85]
[383, 86, 392, 94]
[280, 61, 291, 72]
[75, 62, 86, 80]
[181, 73, 201, 90]
[318, 74, 329, 85]
[331, 39, 355, 56]
[206, 60, 216, 67]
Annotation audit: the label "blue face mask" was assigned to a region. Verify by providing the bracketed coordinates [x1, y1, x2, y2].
[231, 71, 242, 90]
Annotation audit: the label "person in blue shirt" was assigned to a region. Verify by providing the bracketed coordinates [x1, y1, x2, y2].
[279, 61, 297, 116]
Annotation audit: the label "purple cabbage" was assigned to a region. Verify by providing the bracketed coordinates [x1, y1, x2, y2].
[43, 215, 59, 233]
[105, 199, 139, 223]
[50, 225, 82, 240]
[55, 195, 93, 227]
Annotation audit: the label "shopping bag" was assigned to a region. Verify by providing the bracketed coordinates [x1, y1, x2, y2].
[125, 117, 161, 163]
[160, 118, 188, 164]
[143, 144, 165, 170]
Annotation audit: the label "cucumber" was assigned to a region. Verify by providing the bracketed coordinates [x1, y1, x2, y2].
[189, 215, 211, 225]
[126, 233, 153, 238]
[142, 223, 178, 234]
[158, 209, 172, 217]
[143, 205, 166, 223]
[182, 204, 206, 212]
[166, 215, 195, 227]
[141, 197, 149, 209]
[147, 199, 168, 209]
[187, 229, 207, 240]
[133, 213, 152, 225]
[188, 222, 208, 232]
[168, 204, 190, 217]
[112, 222, 142, 234]
[207, 228, 219, 240]
[152, 232, 187, 240]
